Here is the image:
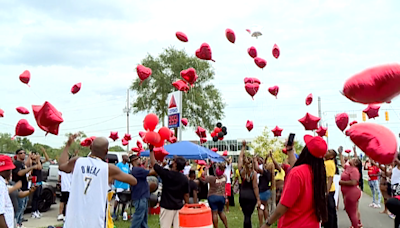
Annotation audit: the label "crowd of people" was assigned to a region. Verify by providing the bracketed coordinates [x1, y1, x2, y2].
[1, 133, 400, 228]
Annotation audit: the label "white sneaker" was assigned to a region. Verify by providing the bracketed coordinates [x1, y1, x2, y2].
[32, 211, 41, 219]
[369, 203, 375, 207]
[374, 204, 381, 208]
[17, 225, 26, 228]
[36, 210, 42, 216]
[57, 214, 64, 221]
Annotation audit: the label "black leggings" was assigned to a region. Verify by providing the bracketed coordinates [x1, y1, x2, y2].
[239, 196, 256, 228]
[31, 185, 42, 212]
[386, 197, 400, 228]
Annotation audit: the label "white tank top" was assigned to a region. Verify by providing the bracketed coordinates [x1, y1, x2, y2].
[391, 166, 400, 185]
[64, 157, 109, 228]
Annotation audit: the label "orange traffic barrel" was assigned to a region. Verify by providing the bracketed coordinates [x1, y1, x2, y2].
[179, 204, 213, 228]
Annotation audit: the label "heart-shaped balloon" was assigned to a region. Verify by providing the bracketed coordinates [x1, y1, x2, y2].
[136, 65, 152, 84]
[244, 77, 260, 84]
[176, 32, 188, 42]
[195, 126, 206, 138]
[246, 120, 253, 132]
[195, 43, 215, 62]
[180, 68, 198, 85]
[71, 83, 82, 94]
[122, 138, 128, 146]
[306, 93, 313, 105]
[268, 86, 279, 98]
[254, 57, 267, 69]
[211, 148, 218, 152]
[19, 70, 30, 86]
[181, 118, 188, 126]
[225, 29, 236, 43]
[245, 83, 259, 99]
[132, 147, 141, 152]
[81, 137, 94, 147]
[14, 119, 35, 138]
[247, 46, 257, 58]
[316, 126, 327, 137]
[272, 44, 280, 59]
[200, 138, 207, 144]
[0, 109, 4, 118]
[172, 80, 190, 92]
[168, 136, 177, 144]
[139, 131, 146, 138]
[349, 120, 358, 126]
[345, 149, 352, 154]
[16, 107, 29, 115]
[335, 113, 349, 132]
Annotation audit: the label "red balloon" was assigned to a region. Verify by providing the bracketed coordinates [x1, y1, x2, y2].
[81, 137, 93, 147]
[342, 64, 400, 104]
[195, 126, 206, 138]
[181, 118, 188, 126]
[335, 113, 349, 132]
[306, 93, 313, 106]
[16, 106, 29, 115]
[254, 57, 267, 69]
[214, 127, 221, 134]
[170, 130, 175, 137]
[32, 102, 63, 136]
[139, 131, 146, 138]
[218, 136, 224, 141]
[246, 120, 253, 132]
[132, 147, 141, 152]
[172, 80, 190, 92]
[246, 29, 251, 33]
[282, 148, 287, 154]
[19, 70, 30, 86]
[196, 160, 207, 165]
[210, 132, 216, 137]
[13, 119, 35, 138]
[200, 138, 207, 144]
[158, 127, 171, 140]
[272, 44, 280, 59]
[345, 149, 352, 154]
[211, 148, 218, 152]
[271, 126, 283, 137]
[136, 65, 152, 84]
[316, 126, 327, 137]
[154, 138, 165, 148]
[349, 120, 358, 126]
[168, 136, 177, 144]
[122, 138, 128, 146]
[176, 32, 188, 42]
[0, 109, 4, 117]
[298, 113, 321, 131]
[244, 77, 260, 84]
[154, 147, 169, 162]
[268, 86, 279, 98]
[225, 28, 236, 43]
[195, 43, 215, 62]
[71, 83, 81, 94]
[222, 150, 228, 156]
[124, 133, 132, 141]
[346, 123, 397, 164]
[109, 131, 119, 141]
[180, 68, 198, 85]
[145, 131, 161, 146]
[247, 46, 257, 58]
[143, 113, 159, 131]
[245, 83, 259, 99]
[363, 104, 380, 119]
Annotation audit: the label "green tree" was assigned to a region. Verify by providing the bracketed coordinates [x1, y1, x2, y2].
[60, 132, 91, 158]
[109, 145, 124, 152]
[0, 133, 21, 153]
[130, 47, 226, 131]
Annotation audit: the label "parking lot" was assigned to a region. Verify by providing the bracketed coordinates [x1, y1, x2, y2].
[24, 199, 62, 228]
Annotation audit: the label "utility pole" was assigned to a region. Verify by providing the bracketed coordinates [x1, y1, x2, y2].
[123, 89, 131, 152]
[318, 96, 322, 127]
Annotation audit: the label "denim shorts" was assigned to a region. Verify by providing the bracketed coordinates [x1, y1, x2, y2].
[208, 195, 225, 212]
[260, 190, 271, 201]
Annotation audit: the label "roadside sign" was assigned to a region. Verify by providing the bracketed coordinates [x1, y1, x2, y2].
[167, 91, 182, 129]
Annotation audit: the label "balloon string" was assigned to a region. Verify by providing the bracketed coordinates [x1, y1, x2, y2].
[29, 87, 43, 102]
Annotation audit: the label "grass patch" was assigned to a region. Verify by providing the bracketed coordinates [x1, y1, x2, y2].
[362, 179, 384, 204]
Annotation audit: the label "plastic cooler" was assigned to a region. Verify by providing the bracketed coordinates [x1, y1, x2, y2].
[179, 204, 212, 228]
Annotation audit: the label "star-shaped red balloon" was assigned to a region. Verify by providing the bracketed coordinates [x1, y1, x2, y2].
[271, 126, 283, 137]
[363, 104, 380, 119]
[298, 113, 321, 131]
[316, 126, 327, 137]
[109, 131, 119, 141]
[32, 102, 64, 136]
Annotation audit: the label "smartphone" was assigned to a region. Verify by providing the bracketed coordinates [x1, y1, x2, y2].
[288, 133, 295, 146]
[260, 204, 265, 210]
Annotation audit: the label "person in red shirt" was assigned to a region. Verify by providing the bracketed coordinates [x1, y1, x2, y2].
[364, 159, 382, 208]
[261, 135, 328, 228]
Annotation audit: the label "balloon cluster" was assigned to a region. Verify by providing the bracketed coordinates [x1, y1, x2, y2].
[210, 122, 227, 142]
[122, 133, 132, 146]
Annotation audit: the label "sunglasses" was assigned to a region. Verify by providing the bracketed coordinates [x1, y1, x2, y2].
[18, 152, 26, 155]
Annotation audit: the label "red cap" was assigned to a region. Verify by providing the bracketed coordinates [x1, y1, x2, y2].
[304, 135, 327, 158]
[0, 155, 16, 172]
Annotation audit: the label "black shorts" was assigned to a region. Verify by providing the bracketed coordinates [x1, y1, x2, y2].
[61, 192, 70, 203]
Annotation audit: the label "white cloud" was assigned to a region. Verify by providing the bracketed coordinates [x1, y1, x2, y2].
[0, 0, 400, 154]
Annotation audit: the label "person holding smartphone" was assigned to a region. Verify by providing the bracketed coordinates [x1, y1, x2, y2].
[254, 152, 273, 227]
[262, 135, 328, 228]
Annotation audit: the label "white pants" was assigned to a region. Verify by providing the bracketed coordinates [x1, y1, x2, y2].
[160, 207, 180, 228]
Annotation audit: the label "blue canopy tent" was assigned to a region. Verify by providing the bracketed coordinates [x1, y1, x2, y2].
[140, 141, 225, 162]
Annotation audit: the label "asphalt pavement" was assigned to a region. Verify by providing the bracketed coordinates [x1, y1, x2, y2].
[24, 200, 62, 228]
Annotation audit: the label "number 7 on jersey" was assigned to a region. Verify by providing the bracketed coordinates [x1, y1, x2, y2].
[84, 177, 92, 194]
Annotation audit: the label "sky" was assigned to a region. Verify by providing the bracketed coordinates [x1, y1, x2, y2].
[1, 0, 400, 153]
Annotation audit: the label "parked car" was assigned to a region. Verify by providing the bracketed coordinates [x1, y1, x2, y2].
[26, 182, 57, 212]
